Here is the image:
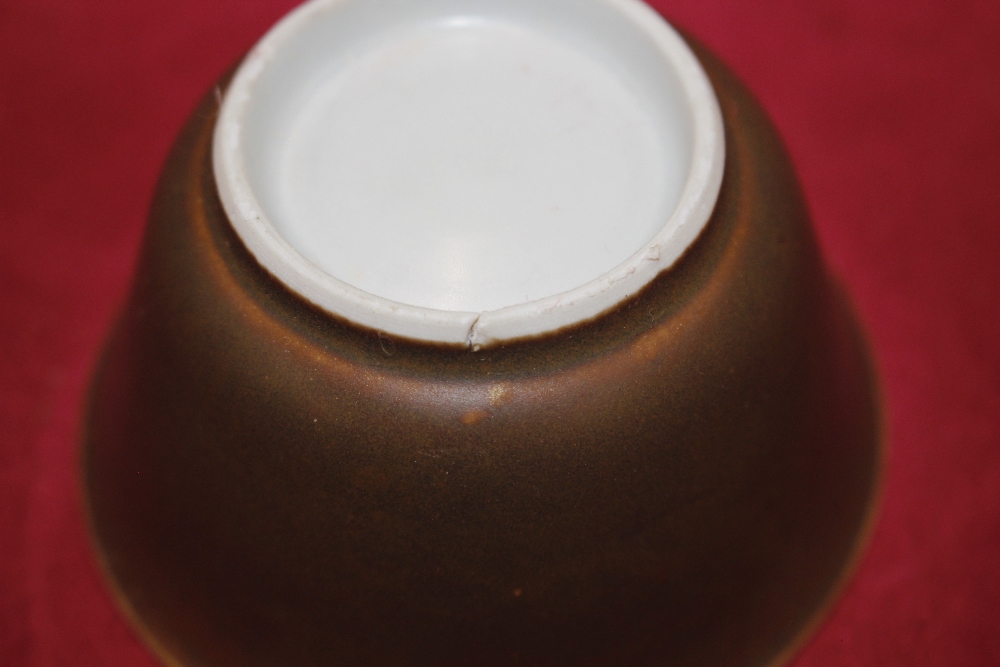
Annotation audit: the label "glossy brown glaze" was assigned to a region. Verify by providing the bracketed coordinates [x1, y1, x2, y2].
[83, 39, 882, 667]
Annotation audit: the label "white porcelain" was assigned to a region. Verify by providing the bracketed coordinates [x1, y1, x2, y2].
[214, 0, 724, 348]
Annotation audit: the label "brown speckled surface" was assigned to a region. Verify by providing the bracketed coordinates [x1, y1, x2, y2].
[83, 39, 881, 667]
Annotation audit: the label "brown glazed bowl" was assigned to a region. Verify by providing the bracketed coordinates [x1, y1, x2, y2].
[83, 6, 882, 667]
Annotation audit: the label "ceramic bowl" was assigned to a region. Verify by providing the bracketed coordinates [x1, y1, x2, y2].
[83, 1, 882, 665]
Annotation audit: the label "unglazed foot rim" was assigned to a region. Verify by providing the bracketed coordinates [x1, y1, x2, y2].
[213, 0, 725, 347]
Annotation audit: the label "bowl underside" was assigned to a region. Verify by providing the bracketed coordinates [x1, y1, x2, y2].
[83, 26, 882, 667]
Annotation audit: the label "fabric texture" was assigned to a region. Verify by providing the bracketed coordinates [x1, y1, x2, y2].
[1, 1, 998, 664]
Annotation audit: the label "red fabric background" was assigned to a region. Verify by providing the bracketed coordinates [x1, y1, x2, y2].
[2, 0, 998, 664]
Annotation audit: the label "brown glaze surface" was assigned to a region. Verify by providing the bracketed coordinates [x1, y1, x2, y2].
[83, 39, 882, 667]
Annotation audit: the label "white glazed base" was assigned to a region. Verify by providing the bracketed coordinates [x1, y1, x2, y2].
[277, 19, 678, 314]
[214, 0, 724, 348]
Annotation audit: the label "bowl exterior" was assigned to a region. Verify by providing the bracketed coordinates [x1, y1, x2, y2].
[83, 39, 882, 667]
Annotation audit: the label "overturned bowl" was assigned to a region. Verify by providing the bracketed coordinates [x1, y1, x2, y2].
[83, 0, 882, 665]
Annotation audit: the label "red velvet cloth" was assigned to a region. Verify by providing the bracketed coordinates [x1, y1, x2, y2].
[2, 1, 998, 664]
